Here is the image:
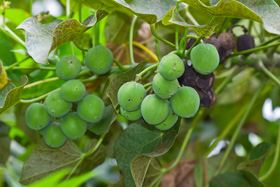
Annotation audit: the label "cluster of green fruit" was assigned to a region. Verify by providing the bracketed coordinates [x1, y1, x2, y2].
[25, 45, 114, 148]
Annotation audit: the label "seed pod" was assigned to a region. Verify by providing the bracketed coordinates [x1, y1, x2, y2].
[218, 33, 236, 61]
[196, 72, 215, 91]
[193, 87, 216, 108]
[178, 65, 197, 87]
[236, 33, 255, 55]
[204, 33, 221, 51]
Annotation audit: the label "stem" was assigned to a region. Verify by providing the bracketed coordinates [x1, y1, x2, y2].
[215, 80, 265, 175]
[73, 40, 89, 51]
[78, 0, 82, 22]
[135, 63, 159, 81]
[186, 36, 203, 57]
[144, 82, 152, 88]
[1, 26, 26, 47]
[30, 0, 33, 15]
[258, 61, 280, 87]
[7, 66, 55, 70]
[70, 42, 75, 56]
[81, 75, 99, 83]
[175, 1, 180, 50]
[20, 88, 60, 103]
[133, 41, 159, 62]
[84, 134, 106, 157]
[24, 77, 59, 89]
[129, 16, 137, 65]
[66, 0, 70, 17]
[259, 36, 280, 47]
[259, 122, 280, 181]
[154, 23, 161, 60]
[113, 59, 129, 71]
[4, 56, 30, 71]
[150, 24, 176, 48]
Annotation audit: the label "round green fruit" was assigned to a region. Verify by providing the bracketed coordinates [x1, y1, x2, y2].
[158, 53, 185, 80]
[141, 94, 169, 125]
[25, 103, 51, 130]
[45, 90, 72, 117]
[43, 122, 67, 148]
[155, 109, 178, 131]
[190, 43, 219, 75]
[117, 82, 146, 111]
[56, 56, 81, 80]
[120, 107, 141, 121]
[85, 45, 113, 75]
[60, 80, 86, 102]
[152, 73, 179, 99]
[77, 95, 105, 123]
[170, 87, 200, 118]
[60, 112, 87, 140]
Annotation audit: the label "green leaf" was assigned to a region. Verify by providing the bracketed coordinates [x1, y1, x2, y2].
[20, 139, 106, 185]
[210, 170, 265, 187]
[114, 120, 181, 187]
[0, 122, 11, 164]
[17, 10, 108, 64]
[0, 75, 28, 115]
[88, 105, 117, 135]
[130, 154, 151, 187]
[194, 159, 204, 187]
[162, 6, 219, 37]
[249, 142, 273, 160]
[106, 61, 147, 110]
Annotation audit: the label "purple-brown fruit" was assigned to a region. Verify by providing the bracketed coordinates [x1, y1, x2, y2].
[218, 33, 236, 61]
[196, 72, 215, 91]
[178, 65, 197, 87]
[193, 87, 216, 108]
[236, 33, 255, 55]
[204, 34, 221, 51]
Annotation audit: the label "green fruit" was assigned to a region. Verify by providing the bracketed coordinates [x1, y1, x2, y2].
[56, 56, 81, 80]
[43, 122, 66, 148]
[77, 95, 105, 123]
[117, 82, 146, 111]
[60, 80, 86, 102]
[155, 109, 178, 131]
[120, 107, 141, 121]
[141, 94, 169, 125]
[158, 53, 185, 80]
[85, 46, 113, 75]
[45, 90, 72, 117]
[152, 73, 179, 99]
[190, 43, 219, 75]
[170, 87, 200, 118]
[60, 112, 87, 140]
[25, 103, 51, 130]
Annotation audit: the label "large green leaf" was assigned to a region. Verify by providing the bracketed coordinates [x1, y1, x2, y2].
[130, 154, 151, 187]
[0, 75, 28, 115]
[162, 6, 219, 37]
[106, 61, 147, 110]
[17, 10, 108, 64]
[0, 122, 11, 164]
[114, 120, 181, 187]
[20, 139, 106, 185]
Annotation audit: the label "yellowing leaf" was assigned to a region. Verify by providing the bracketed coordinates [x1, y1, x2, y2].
[0, 60, 8, 89]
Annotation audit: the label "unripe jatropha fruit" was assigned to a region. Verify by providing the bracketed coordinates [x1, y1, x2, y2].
[43, 122, 66, 148]
[152, 73, 179, 99]
[120, 107, 141, 121]
[155, 108, 178, 131]
[158, 53, 185, 81]
[117, 82, 146, 111]
[25, 103, 51, 130]
[45, 90, 72, 117]
[85, 45, 113, 75]
[77, 94, 105, 123]
[60, 112, 87, 140]
[60, 80, 86, 102]
[170, 86, 200, 118]
[141, 94, 170, 125]
[190, 43, 219, 75]
[56, 56, 81, 80]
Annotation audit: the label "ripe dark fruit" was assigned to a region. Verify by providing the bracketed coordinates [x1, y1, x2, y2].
[45, 90, 72, 117]
[43, 122, 66, 148]
[194, 87, 216, 108]
[60, 112, 87, 140]
[152, 73, 179, 99]
[60, 80, 86, 102]
[56, 56, 81, 80]
[196, 72, 215, 90]
[185, 32, 197, 50]
[236, 33, 255, 55]
[190, 43, 219, 75]
[85, 45, 113, 75]
[155, 109, 178, 131]
[158, 53, 185, 81]
[117, 82, 146, 111]
[170, 87, 200, 118]
[218, 33, 236, 61]
[25, 103, 51, 130]
[178, 65, 197, 87]
[141, 94, 170, 125]
[120, 107, 141, 121]
[77, 95, 105, 123]
[204, 33, 221, 51]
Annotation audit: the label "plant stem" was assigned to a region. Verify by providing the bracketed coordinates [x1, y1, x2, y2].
[1, 26, 26, 47]
[154, 23, 161, 60]
[135, 63, 159, 81]
[129, 16, 137, 65]
[81, 75, 99, 83]
[133, 41, 159, 62]
[30, 0, 33, 15]
[7, 66, 55, 70]
[258, 61, 280, 87]
[258, 36, 280, 47]
[78, 0, 82, 22]
[20, 88, 60, 103]
[259, 121, 280, 181]
[66, 0, 70, 17]
[214, 80, 265, 175]
[73, 40, 89, 51]
[150, 24, 176, 48]
[4, 56, 30, 71]
[24, 77, 59, 89]
[144, 82, 152, 88]
[70, 42, 75, 56]
[113, 59, 129, 71]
